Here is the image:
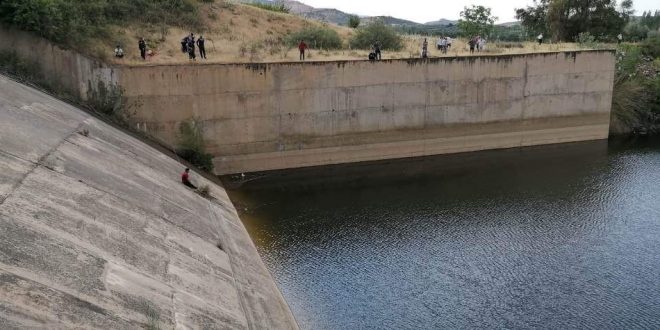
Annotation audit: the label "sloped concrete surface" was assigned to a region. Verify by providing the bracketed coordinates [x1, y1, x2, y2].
[0, 75, 298, 329]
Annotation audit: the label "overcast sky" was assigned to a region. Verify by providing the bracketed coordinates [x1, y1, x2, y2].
[298, 0, 659, 23]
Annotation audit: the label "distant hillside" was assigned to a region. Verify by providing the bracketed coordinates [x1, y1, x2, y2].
[363, 16, 420, 26]
[425, 19, 458, 26]
[302, 8, 353, 25]
[498, 21, 521, 27]
[281, 0, 315, 13]
[238, 1, 517, 29]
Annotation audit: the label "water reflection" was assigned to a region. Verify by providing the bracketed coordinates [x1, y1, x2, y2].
[227, 139, 660, 330]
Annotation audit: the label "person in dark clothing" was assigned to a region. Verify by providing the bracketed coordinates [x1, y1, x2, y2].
[298, 40, 307, 61]
[138, 37, 147, 60]
[373, 42, 381, 60]
[468, 37, 476, 54]
[181, 36, 189, 53]
[197, 35, 206, 59]
[181, 168, 197, 189]
[187, 35, 196, 60]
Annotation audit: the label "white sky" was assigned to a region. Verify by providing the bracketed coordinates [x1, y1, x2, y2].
[298, 0, 660, 23]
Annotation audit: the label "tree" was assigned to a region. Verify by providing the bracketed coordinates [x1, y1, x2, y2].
[640, 10, 660, 31]
[624, 21, 650, 41]
[458, 5, 497, 38]
[349, 19, 403, 50]
[348, 15, 360, 28]
[516, 0, 633, 42]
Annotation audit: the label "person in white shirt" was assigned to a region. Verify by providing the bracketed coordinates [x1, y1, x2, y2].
[114, 45, 124, 58]
[446, 37, 452, 50]
[478, 37, 486, 51]
[537, 33, 543, 45]
[441, 37, 448, 54]
[617, 33, 623, 44]
[437, 37, 443, 50]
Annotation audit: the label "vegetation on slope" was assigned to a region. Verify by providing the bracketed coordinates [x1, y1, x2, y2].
[611, 37, 660, 135]
[246, 1, 290, 13]
[0, 0, 205, 46]
[349, 20, 403, 50]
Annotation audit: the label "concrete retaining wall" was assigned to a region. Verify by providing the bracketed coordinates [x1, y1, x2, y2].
[0, 28, 117, 100]
[0, 28, 615, 175]
[119, 51, 615, 174]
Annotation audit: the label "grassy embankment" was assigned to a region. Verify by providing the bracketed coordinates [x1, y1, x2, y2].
[0, 0, 584, 64]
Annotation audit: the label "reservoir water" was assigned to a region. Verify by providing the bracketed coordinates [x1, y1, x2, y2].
[227, 138, 660, 329]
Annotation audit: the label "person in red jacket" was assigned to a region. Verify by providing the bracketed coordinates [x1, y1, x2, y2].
[298, 39, 307, 61]
[181, 168, 197, 189]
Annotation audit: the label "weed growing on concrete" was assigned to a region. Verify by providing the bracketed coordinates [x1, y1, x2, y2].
[87, 79, 124, 118]
[138, 300, 160, 330]
[176, 118, 215, 172]
[197, 184, 211, 198]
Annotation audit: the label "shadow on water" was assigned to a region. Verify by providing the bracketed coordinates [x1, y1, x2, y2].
[224, 138, 660, 330]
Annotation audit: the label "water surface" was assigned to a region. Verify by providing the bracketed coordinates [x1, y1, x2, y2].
[228, 139, 660, 329]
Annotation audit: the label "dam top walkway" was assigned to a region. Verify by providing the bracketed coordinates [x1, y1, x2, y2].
[0, 74, 298, 329]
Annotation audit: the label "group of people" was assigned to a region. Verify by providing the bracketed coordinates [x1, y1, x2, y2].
[113, 37, 153, 60]
[181, 33, 207, 60]
[436, 36, 452, 54]
[467, 36, 487, 54]
[420, 36, 454, 58]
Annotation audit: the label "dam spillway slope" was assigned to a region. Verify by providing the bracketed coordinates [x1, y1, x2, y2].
[0, 75, 297, 329]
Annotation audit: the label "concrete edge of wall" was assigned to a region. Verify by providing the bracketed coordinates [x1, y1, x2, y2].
[116, 48, 617, 69]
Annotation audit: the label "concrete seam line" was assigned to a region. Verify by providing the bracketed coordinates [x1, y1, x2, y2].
[0, 122, 86, 206]
[206, 202, 253, 330]
[0, 262, 138, 325]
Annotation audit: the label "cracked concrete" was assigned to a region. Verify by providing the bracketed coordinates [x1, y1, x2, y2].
[0, 75, 298, 329]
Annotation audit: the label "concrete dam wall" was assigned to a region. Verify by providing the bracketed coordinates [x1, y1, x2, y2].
[119, 50, 615, 175]
[0, 75, 297, 329]
[0, 29, 615, 175]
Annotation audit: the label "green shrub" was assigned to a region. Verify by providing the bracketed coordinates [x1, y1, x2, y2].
[575, 32, 597, 48]
[640, 35, 660, 58]
[176, 119, 214, 172]
[348, 15, 360, 28]
[349, 20, 403, 50]
[286, 26, 342, 49]
[246, 2, 289, 13]
[612, 44, 660, 135]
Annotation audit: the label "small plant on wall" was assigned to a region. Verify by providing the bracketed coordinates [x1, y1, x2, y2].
[176, 118, 214, 172]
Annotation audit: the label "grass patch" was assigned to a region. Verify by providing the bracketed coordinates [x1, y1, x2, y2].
[246, 2, 290, 13]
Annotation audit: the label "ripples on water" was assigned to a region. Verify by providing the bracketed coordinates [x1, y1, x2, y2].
[228, 139, 660, 330]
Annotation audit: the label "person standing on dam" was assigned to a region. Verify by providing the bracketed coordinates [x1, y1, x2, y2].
[421, 38, 428, 58]
[138, 37, 147, 60]
[187, 34, 196, 61]
[298, 40, 308, 61]
[181, 168, 197, 189]
[197, 35, 206, 59]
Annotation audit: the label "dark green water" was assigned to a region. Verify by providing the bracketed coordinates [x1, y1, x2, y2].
[228, 138, 660, 330]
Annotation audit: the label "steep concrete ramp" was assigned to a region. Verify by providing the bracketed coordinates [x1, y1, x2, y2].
[0, 75, 297, 329]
